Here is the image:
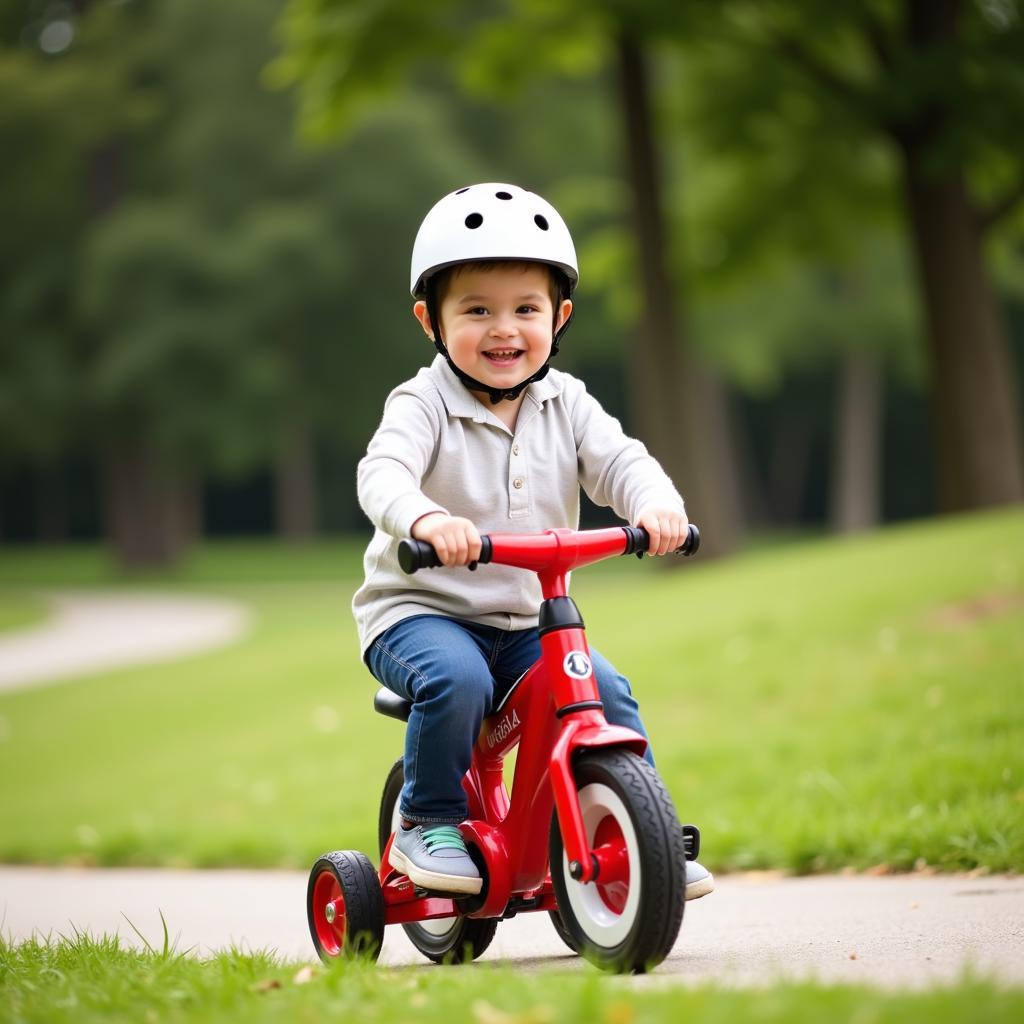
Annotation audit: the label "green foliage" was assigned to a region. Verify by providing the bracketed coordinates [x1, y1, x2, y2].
[677, 0, 1024, 232]
[78, 202, 250, 458]
[4, 933, 1023, 1022]
[4, 0, 1022, 535]
[691, 238, 923, 392]
[270, 0, 469, 138]
[275, 0, 939, 398]
[0, 510, 1020, 872]
[0, 0, 503, 519]
[0, 1, 152, 466]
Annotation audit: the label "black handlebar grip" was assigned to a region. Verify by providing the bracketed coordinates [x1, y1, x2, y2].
[398, 536, 494, 574]
[681, 523, 700, 555]
[398, 538, 441, 574]
[622, 523, 700, 557]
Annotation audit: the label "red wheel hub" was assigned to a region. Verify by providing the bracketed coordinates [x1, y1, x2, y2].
[591, 815, 630, 914]
[311, 870, 346, 955]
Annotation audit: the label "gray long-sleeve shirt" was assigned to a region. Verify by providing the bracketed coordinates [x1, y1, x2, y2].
[352, 355, 685, 655]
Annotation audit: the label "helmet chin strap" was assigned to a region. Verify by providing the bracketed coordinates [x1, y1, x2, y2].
[425, 281, 572, 405]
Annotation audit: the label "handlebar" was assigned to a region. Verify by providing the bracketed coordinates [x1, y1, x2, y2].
[398, 523, 700, 575]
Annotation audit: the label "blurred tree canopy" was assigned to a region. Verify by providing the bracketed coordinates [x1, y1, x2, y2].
[0, 0, 483, 562]
[278, 0, 1024, 522]
[272, 0, 750, 555]
[1, 0, 1021, 563]
[676, 0, 1024, 512]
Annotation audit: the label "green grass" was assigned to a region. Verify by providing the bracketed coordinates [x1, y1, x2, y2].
[0, 590, 47, 633]
[0, 536, 368, 587]
[0, 509, 1020, 873]
[2, 935, 1022, 1023]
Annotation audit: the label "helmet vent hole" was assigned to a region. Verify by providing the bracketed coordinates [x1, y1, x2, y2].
[534, 214, 549, 231]
[455, 187, 470, 195]
[495, 191, 512, 200]
[465, 213, 484, 229]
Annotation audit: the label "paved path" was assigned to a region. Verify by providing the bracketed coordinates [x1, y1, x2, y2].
[0, 591, 250, 692]
[1, 867, 1021, 987]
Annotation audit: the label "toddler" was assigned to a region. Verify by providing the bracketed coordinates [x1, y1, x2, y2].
[353, 183, 713, 901]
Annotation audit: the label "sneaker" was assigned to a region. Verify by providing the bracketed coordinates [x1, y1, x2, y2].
[388, 823, 482, 895]
[685, 860, 715, 901]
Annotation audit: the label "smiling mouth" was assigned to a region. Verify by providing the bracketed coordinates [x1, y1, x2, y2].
[483, 349, 524, 365]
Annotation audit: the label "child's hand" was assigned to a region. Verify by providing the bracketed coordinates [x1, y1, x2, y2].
[635, 507, 689, 557]
[411, 512, 483, 567]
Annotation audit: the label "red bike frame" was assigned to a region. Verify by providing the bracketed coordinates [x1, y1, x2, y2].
[377, 526, 652, 926]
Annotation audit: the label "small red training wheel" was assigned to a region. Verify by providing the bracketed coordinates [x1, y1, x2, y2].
[311, 869, 346, 955]
[306, 850, 385, 963]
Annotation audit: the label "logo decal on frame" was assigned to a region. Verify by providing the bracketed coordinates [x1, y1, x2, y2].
[563, 651, 593, 679]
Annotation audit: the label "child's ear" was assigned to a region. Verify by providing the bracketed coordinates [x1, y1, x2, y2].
[412, 300, 435, 341]
[555, 298, 573, 333]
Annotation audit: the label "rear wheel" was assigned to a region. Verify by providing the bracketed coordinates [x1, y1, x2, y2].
[307, 850, 384, 963]
[549, 750, 685, 973]
[378, 757, 497, 964]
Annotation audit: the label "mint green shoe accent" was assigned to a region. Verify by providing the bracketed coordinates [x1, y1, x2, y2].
[388, 823, 482, 895]
[421, 825, 467, 853]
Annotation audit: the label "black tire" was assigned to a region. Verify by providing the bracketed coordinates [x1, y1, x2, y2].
[307, 849, 384, 963]
[549, 749, 686, 973]
[548, 908, 579, 955]
[378, 757, 498, 964]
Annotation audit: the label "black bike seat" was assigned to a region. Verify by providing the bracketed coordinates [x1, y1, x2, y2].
[373, 687, 412, 723]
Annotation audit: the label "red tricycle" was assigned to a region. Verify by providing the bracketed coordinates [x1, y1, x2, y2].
[307, 523, 701, 973]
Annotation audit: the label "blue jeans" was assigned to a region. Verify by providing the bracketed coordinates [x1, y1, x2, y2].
[366, 615, 654, 825]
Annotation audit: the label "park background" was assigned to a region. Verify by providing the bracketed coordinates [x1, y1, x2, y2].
[0, 0, 1022, 881]
[2, 0, 1023, 561]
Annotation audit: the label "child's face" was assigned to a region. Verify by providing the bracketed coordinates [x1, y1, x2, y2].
[414, 264, 572, 392]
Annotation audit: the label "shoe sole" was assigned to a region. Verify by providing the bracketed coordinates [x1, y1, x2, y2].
[685, 874, 715, 901]
[388, 844, 483, 896]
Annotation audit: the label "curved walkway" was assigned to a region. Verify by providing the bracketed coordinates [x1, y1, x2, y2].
[0, 591, 251, 693]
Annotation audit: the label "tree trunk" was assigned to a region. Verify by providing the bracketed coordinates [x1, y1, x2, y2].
[892, 0, 1024, 511]
[768, 411, 810, 525]
[615, 32, 741, 555]
[830, 349, 882, 533]
[102, 442, 195, 569]
[898, 147, 1024, 511]
[274, 414, 318, 541]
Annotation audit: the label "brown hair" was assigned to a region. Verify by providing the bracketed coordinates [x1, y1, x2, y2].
[434, 260, 565, 310]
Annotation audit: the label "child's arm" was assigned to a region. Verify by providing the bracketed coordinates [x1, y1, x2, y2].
[360, 389, 483, 565]
[357, 391, 450, 539]
[569, 381, 689, 556]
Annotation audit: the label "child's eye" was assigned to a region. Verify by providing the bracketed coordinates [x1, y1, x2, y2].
[517, 305, 540, 315]
[466, 306, 488, 316]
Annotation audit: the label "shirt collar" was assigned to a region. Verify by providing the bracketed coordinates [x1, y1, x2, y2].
[429, 355, 563, 421]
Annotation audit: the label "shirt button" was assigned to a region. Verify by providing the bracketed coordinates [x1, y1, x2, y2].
[512, 444, 520, 456]
[513, 477, 524, 489]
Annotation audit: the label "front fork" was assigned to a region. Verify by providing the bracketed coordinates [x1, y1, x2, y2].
[538, 606, 649, 886]
[547, 714, 648, 883]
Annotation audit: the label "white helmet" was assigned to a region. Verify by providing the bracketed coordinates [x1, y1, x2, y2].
[410, 182, 579, 297]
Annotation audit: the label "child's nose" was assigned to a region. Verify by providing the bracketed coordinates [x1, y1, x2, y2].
[489, 316, 518, 338]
